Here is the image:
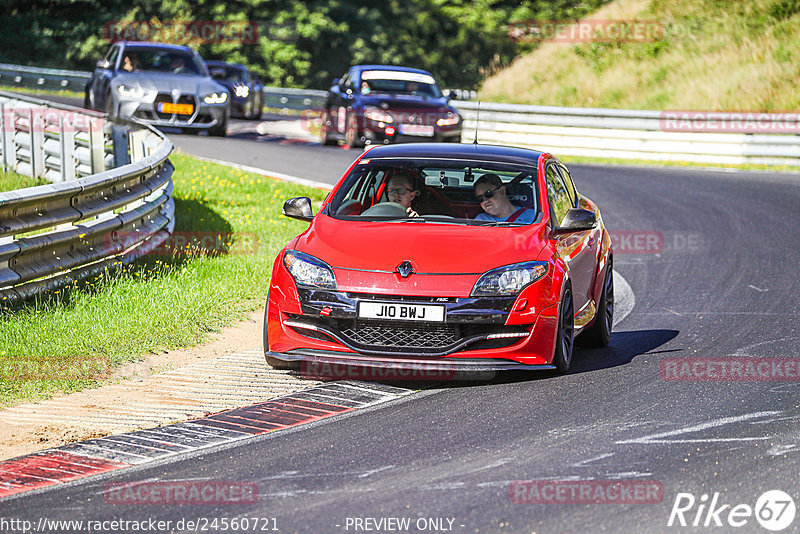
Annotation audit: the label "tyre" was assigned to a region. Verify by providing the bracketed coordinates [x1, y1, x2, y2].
[209, 116, 227, 137]
[104, 91, 115, 117]
[577, 264, 614, 348]
[320, 113, 337, 146]
[343, 113, 363, 149]
[263, 296, 299, 370]
[552, 284, 575, 374]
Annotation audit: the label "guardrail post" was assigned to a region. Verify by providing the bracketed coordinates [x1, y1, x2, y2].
[111, 124, 130, 168]
[60, 112, 76, 181]
[88, 116, 105, 174]
[0, 101, 6, 172]
[31, 108, 45, 178]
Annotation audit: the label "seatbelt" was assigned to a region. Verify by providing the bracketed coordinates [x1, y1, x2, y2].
[506, 208, 528, 223]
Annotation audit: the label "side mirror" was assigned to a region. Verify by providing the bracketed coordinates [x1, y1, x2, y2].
[331, 78, 340, 88]
[282, 197, 314, 222]
[552, 208, 596, 235]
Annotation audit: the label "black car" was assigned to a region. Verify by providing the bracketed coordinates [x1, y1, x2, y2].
[320, 65, 463, 149]
[206, 60, 264, 120]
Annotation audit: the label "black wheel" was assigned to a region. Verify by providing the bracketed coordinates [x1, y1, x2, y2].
[104, 91, 115, 117]
[343, 112, 363, 149]
[320, 113, 337, 146]
[209, 116, 227, 137]
[553, 284, 575, 374]
[263, 295, 299, 370]
[577, 264, 614, 348]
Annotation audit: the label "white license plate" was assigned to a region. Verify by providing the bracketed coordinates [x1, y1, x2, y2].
[399, 124, 435, 137]
[358, 302, 445, 322]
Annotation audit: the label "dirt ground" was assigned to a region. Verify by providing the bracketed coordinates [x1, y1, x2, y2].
[0, 308, 275, 461]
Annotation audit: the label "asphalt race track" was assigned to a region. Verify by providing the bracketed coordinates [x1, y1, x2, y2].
[3, 115, 800, 533]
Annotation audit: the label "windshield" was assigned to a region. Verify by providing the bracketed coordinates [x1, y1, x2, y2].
[360, 70, 442, 98]
[119, 48, 205, 76]
[210, 66, 246, 83]
[328, 158, 540, 226]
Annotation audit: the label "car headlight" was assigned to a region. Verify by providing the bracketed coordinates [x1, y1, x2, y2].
[117, 85, 145, 99]
[202, 92, 228, 104]
[283, 250, 336, 289]
[437, 111, 460, 126]
[363, 106, 393, 123]
[471, 261, 548, 297]
[233, 85, 250, 98]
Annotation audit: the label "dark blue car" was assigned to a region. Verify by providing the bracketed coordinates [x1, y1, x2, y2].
[320, 65, 462, 149]
[206, 60, 264, 120]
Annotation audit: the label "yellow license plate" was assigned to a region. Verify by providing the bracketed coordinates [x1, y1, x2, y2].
[158, 102, 194, 115]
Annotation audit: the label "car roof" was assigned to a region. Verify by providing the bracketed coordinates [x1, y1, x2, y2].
[360, 143, 545, 166]
[351, 65, 434, 77]
[118, 41, 195, 52]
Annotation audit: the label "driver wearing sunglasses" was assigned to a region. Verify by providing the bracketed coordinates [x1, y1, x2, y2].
[474, 173, 536, 224]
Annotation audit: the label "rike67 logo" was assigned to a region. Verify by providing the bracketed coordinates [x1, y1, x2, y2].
[668, 490, 796, 531]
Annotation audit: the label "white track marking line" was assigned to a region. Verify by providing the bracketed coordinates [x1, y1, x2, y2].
[616, 411, 781, 445]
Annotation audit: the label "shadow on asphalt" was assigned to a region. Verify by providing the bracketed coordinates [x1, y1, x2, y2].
[317, 328, 681, 390]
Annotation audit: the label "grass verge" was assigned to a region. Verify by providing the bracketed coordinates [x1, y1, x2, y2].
[0, 151, 329, 407]
[0, 85, 84, 99]
[0, 169, 49, 191]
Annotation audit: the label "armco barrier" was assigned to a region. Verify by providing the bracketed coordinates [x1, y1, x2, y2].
[0, 91, 174, 302]
[456, 101, 800, 166]
[1, 63, 798, 165]
[0, 63, 90, 93]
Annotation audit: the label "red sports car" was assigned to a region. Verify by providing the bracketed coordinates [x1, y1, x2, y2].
[264, 143, 613, 375]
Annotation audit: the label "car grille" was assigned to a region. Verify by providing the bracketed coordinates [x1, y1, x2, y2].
[154, 93, 173, 120]
[340, 321, 459, 349]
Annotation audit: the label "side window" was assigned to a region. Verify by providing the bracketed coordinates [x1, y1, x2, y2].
[556, 164, 578, 206]
[105, 46, 120, 69]
[545, 165, 572, 226]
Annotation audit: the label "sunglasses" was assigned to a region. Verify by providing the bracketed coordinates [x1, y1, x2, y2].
[475, 187, 501, 203]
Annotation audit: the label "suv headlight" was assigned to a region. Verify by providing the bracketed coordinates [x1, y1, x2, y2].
[363, 106, 393, 123]
[117, 84, 145, 99]
[471, 261, 548, 296]
[283, 250, 336, 289]
[437, 111, 460, 126]
[203, 92, 228, 104]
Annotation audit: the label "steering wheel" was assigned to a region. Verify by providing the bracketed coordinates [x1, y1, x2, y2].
[360, 202, 411, 217]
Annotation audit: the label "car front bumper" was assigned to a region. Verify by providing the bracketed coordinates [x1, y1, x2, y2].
[114, 95, 227, 129]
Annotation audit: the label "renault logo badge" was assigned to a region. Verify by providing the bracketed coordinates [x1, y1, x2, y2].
[396, 261, 414, 278]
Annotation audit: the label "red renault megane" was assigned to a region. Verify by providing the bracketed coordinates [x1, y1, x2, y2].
[264, 143, 613, 374]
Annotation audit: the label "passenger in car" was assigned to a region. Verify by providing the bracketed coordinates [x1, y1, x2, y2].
[473, 173, 536, 223]
[386, 171, 420, 217]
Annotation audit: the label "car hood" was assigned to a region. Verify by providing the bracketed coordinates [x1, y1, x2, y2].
[293, 214, 548, 275]
[359, 94, 450, 110]
[112, 72, 225, 95]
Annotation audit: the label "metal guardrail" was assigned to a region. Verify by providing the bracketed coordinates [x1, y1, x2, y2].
[0, 91, 174, 303]
[455, 101, 800, 166]
[1, 62, 797, 165]
[0, 63, 90, 93]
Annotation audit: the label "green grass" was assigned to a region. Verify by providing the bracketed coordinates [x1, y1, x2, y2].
[0, 168, 48, 191]
[0, 84, 84, 99]
[479, 0, 800, 111]
[0, 151, 328, 407]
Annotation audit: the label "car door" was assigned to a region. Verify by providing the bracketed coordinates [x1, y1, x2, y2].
[92, 45, 120, 111]
[331, 71, 357, 135]
[545, 162, 597, 320]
